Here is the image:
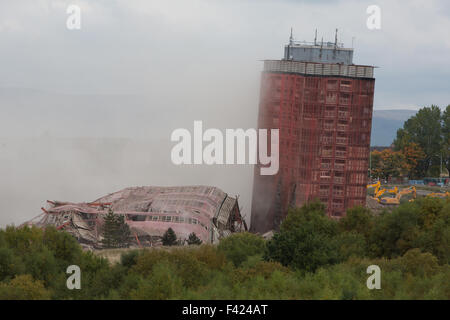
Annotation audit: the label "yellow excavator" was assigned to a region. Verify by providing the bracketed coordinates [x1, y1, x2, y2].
[367, 182, 398, 202]
[379, 186, 416, 205]
[374, 186, 398, 200]
[367, 181, 381, 198]
[426, 192, 450, 199]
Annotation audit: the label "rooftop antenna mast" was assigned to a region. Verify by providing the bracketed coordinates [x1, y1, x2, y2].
[319, 36, 323, 58]
[334, 28, 338, 48]
[314, 29, 317, 46]
[286, 27, 294, 60]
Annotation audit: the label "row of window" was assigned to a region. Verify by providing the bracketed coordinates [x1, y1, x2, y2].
[128, 215, 209, 230]
[268, 76, 373, 93]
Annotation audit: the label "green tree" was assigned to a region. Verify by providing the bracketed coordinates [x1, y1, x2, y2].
[217, 232, 266, 267]
[120, 250, 140, 269]
[162, 228, 178, 246]
[0, 247, 25, 281]
[101, 209, 130, 248]
[335, 232, 367, 260]
[368, 202, 421, 258]
[187, 232, 202, 245]
[370, 149, 407, 180]
[370, 150, 384, 179]
[401, 143, 426, 179]
[398, 248, 440, 278]
[22, 246, 59, 287]
[42, 226, 83, 267]
[101, 209, 118, 248]
[115, 214, 131, 248]
[442, 105, 450, 175]
[0, 274, 51, 300]
[265, 201, 340, 272]
[415, 199, 450, 264]
[339, 206, 374, 238]
[130, 261, 183, 299]
[393, 105, 443, 177]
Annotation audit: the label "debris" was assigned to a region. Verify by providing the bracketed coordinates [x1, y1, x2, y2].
[23, 186, 247, 248]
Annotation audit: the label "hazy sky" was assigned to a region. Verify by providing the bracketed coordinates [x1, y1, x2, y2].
[0, 0, 449, 108]
[0, 0, 449, 226]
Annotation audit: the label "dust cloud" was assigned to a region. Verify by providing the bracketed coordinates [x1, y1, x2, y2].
[0, 81, 260, 227]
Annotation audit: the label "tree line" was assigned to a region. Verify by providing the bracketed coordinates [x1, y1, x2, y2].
[0, 197, 448, 299]
[371, 105, 450, 179]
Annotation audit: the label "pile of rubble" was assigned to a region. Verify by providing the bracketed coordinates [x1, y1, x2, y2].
[23, 186, 247, 249]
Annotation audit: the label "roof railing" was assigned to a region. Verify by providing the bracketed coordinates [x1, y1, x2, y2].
[288, 40, 346, 48]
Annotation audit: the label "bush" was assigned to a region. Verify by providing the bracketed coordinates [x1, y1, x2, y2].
[398, 248, 440, 277]
[335, 231, 367, 260]
[217, 232, 266, 267]
[0, 274, 51, 300]
[42, 226, 83, 267]
[187, 232, 202, 245]
[120, 250, 140, 269]
[339, 206, 373, 237]
[368, 202, 420, 258]
[191, 245, 226, 269]
[132, 249, 171, 277]
[130, 261, 184, 299]
[265, 201, 339, 272]
[0, 247, 25, 281]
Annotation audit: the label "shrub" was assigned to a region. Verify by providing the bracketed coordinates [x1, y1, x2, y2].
[0, 247, 25, 281]
[335, 231, 367, 260]
[0, 274, 51, 300]
[120, 250, 140, 269]
[217, 232, 266, 267]
[191, 245, 227, 270]
[265, 201, 339, 272]
[187, 232, 202, 245]
[368, 202, 420, 258]
[339, 206, 373, 237]
[130, 261, 183, 299]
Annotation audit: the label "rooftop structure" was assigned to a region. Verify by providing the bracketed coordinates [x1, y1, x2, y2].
[284, 29, 354, 64]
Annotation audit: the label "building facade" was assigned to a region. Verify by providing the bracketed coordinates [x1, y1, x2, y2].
[251, 38, 375, 233]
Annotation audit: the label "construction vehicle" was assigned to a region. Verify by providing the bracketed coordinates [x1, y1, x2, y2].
[426, 192, 450, 199]
[379, 186, 416, 205]
[374, 186, 398, 200]
[367, 182, 398, 202]
[367, 181, 381, 198]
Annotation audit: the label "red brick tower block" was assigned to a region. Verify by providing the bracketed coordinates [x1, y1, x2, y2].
[251, 37, 375, 233]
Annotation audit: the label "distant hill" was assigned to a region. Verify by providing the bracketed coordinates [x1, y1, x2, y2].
[370, 109, 417, 146]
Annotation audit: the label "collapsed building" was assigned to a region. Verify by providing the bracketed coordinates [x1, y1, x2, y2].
[23, 186, 247, 249]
